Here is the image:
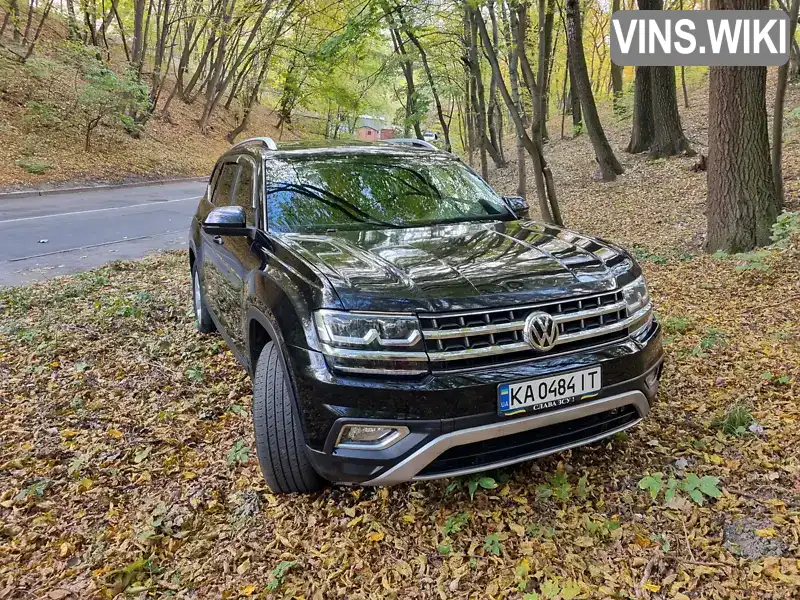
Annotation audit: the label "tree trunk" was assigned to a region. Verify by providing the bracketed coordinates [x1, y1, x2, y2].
[132, 0, 145, 67]
[650, 65, 692, 156]
[538, 0, 556, 141]
[565, 0, 623, 180]
[610, 0, 623, 111]
[706, 0, 778, 252]
[401, 8, 451, 150]
[477, 5, 563, 225]
[627, 66, 654, 152]
[65, 0, 80, 40]
[500, 0, 527, 195]
[199, 0, 234, 133]
[466, 8, 488, 178]
[569, 62, 582, 132]
[772, 0, 800, 206]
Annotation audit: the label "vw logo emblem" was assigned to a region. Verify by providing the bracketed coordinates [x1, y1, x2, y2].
[523, 311, 559, 351]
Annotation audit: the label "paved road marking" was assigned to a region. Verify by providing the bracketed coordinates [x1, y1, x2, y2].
[7, 229, 185, 262]
[0, 195, 201, 224]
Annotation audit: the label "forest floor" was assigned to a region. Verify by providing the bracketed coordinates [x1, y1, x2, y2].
[2, 80, 800, 598]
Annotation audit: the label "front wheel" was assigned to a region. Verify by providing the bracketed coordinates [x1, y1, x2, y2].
[252, 341, 324, 494]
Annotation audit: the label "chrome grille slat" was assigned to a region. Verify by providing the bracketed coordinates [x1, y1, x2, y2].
[420, 291, 644, 369]
[421, 299, 627, 340]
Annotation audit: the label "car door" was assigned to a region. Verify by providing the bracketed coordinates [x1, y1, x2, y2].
[212, 156, 263, 357]
[200, 162, 237, 331]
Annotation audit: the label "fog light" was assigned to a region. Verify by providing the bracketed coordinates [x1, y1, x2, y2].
[335, 424, 409, 450]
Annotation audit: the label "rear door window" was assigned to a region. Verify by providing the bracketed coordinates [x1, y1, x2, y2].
[232, 161, 255, 226]
[212, 164, 237, 205]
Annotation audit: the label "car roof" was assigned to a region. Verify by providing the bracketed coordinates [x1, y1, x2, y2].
[219, 138, 455, 163]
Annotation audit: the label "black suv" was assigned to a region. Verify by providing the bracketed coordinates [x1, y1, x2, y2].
[189, 137, 663, 494]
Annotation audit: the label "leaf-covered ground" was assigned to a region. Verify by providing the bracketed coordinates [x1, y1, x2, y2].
[2, 80, 800, 599]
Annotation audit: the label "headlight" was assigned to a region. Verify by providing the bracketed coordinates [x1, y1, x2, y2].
[314, 310, 428, 375]
[622, 275, 653, 340]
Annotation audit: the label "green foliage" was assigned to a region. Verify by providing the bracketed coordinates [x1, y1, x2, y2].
[661, 315, 692, 334]
[442, 512, 470, 535]
[771, 211, 800, 246]
[715, 404, 754, 436]
[445, 474, 497, 500]
[23, 100, 63, 129]
[59, 42, 149, 150]
[632, 247, 668, 264]
[691, 327, 726, 356]
[761, 371, 792, 385]
[536, 471, 571, 501]
[186, 366, 204, 382]
[638, 472, 722, 506]
[267, 560, 297, 592]
[482, 533, 502, 556]
[15, 157, 51, 174]
[226, 440, 249, 466]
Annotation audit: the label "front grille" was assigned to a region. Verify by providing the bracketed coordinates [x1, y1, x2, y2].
[419, 291, 630, 371]
[416, 405, 639, 478]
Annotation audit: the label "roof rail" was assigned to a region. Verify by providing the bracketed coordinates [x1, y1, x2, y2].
[231, 136, 278, 151]
[385, 138, 438, 151]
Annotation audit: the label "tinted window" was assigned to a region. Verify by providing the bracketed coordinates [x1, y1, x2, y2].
[212, 164, 237, 205]
[264, 155, 510, 233]
[233, 162, 255, 226]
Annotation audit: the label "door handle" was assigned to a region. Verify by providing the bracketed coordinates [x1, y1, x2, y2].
[213, 236, 224, 245]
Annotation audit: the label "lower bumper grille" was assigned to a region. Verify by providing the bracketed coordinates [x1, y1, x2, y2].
[416, 405, 640, 478]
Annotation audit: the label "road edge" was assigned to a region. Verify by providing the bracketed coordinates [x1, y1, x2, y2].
[0, 176, 207, 200]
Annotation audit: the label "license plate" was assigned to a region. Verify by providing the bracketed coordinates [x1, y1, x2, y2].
[498, 367, 602, 414]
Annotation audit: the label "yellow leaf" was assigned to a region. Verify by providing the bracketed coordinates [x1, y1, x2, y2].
[755, 528, 776, 538]
[58, 542, 72, 558]
[240, 584, 257, 596]
[644, 582, 661, 592]
[367, 531, 385, 542]
[574, 536, 594, 547]
[347, 515, 364, 528]
[182, 471, 197, 480]
[78, 477, 93, 492]
[107, 429, 124, 439]
[61, 429, 79, 440]
[402, 514, 415, 523]
[709, 454, 724, 465]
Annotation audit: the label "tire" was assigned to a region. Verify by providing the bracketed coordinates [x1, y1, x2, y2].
[252, 341, 324, 494]
[192, 263, 215, 334]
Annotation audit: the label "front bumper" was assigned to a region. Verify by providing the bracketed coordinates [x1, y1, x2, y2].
[288, 323, 663, 484]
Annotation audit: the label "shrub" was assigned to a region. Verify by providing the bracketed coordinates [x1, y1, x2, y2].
[771, 211, 800, 247]
[15, 157, 51, 174]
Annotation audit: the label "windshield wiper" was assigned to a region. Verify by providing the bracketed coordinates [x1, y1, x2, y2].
[267, 183, 401, 228]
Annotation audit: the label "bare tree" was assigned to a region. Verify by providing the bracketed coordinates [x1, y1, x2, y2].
[565, 0, 623, 180]
[474, 3, 563, 225]
[773, 0, 800, 204]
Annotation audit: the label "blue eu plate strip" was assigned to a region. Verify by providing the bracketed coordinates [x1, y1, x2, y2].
[499, 384, 510, 412]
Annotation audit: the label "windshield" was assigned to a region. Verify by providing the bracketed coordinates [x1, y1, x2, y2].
[264, 155, 511, 232]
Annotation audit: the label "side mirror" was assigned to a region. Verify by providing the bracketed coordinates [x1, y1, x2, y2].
[502, 195, 530, 219]
[202, 206, 249, 236]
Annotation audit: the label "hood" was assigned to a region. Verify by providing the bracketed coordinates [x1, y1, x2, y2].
[275, 220, 635, 312]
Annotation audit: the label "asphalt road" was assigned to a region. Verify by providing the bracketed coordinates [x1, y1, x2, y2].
[0, 180, 207, 286]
